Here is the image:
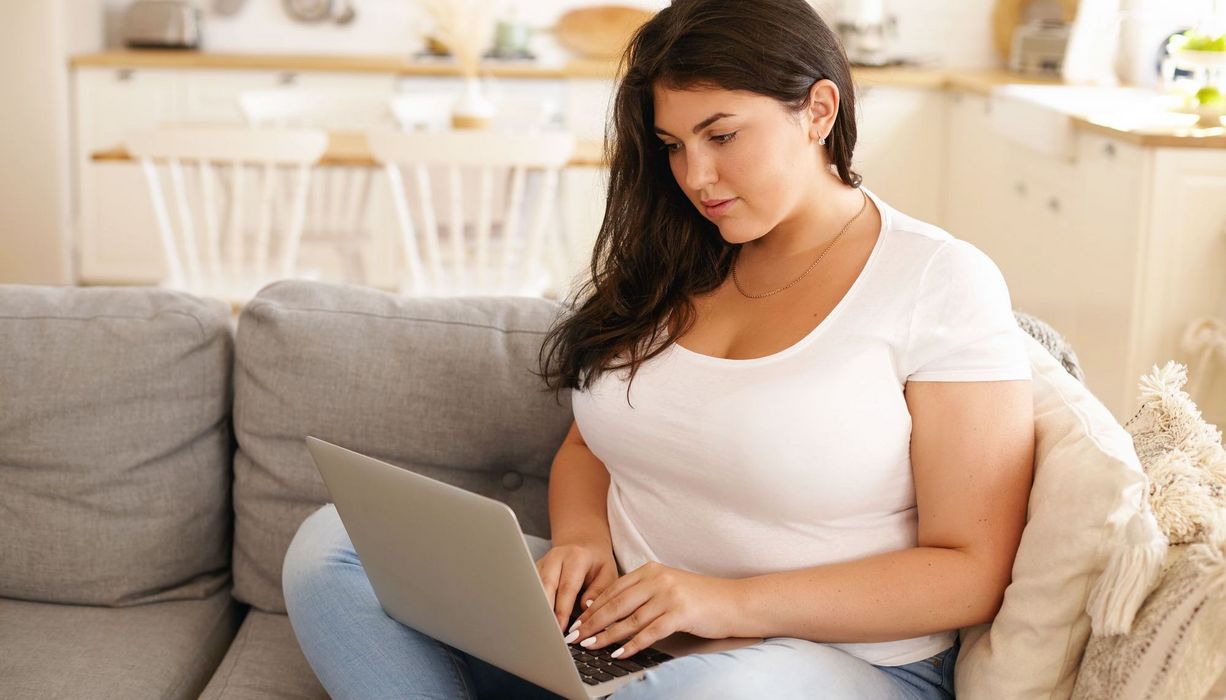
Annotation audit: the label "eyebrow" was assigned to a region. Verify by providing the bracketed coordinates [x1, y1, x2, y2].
[653, 113, 736, 137]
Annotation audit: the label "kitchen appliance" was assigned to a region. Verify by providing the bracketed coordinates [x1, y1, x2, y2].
[992, 0, 1079, 61]
[835, 0, 898, 67]
[122, 0, 202, 50]
[1009, 19, 1071, 75]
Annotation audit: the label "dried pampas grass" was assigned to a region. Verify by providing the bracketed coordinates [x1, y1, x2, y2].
[416, 0, 499, 80]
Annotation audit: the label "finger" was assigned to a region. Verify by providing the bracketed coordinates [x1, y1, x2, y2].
[536, 558, 561, 612]
[573, 565, 647, 632]
[610, 613, 675, 660]
[579, 599, 665, 653]
[574, 580, 653, 649]
[576, 567, 616, 619]
[553, 560, 583, 632]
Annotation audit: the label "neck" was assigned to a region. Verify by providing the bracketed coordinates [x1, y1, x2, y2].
[742, 172, 865, 262]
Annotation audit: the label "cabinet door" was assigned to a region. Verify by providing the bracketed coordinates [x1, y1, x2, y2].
[1139, 148, 1226, 428]
[995, 136, 1081, 339]
[181, 69, 286, 123]
[855, 85, 946, 226]
[1067, 134, 1148, 419]
[75, 68, 183, 283]
[942, 91, 1007, 250]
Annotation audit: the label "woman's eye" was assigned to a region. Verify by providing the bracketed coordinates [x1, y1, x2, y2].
[659, 132, 737, 153]
[712, 132, 738, 144]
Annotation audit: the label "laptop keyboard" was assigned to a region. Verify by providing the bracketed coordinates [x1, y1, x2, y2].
[568, 643, 674, 686]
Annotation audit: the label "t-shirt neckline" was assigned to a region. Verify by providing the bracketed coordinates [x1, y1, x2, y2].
[670, 186, 892, 367]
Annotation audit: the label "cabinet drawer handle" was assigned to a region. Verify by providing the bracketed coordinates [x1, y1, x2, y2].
[1015, 181, 1027, 196]
[1103, 142, 1117, 158]
[116, 68, 135, 82]
[1048, 197, 1061, 213]
[278, 72, 299, 86]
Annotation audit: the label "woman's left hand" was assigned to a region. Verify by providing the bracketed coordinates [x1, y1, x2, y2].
[564, 561, 744, 659]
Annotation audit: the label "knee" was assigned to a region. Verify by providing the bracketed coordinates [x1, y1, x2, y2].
[282, 503, 350, 605]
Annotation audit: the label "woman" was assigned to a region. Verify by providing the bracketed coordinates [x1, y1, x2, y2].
[283, 0, 1035, 697]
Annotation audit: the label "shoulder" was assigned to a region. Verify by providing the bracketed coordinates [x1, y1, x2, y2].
[874, 197, 1004, 292]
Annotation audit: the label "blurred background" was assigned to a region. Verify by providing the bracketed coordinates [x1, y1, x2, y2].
[1, 0, 1225, 427]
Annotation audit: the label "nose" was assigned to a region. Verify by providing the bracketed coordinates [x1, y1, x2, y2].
[683, 148, 717, 193]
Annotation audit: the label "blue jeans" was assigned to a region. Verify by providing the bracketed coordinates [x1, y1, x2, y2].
[283, 504, 957, 699]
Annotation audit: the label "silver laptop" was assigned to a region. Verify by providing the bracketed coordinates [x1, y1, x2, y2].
[305, 436, 761, 699]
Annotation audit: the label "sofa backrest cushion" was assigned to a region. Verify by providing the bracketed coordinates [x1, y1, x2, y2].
[231, 280, 573, 612]
[0, 285, 233, 606]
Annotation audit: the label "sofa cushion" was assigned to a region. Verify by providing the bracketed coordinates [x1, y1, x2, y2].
[0, 588, 239, 699]
[0, 285, 233, 606]
[231, 280, 573, 612]
[199, 610, 328, 700]
[955, 332, 1164, 699]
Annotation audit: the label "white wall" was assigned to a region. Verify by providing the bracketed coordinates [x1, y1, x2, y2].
[0, 0, 104, 285]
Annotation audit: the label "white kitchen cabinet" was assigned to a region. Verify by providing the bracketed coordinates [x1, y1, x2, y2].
[942, 89, 1226, 425]
[1138, 148, 1226, 427]
[854, 85, 947, 227]
[74, 68, 184, 282]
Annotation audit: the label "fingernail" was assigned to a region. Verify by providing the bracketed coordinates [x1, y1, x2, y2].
[611, 647, 624, 659]
[580, 636, 596, 648]
[564, 629, 580, 644]
[585, 599, 593, 608]
[568, 619, 581, 633]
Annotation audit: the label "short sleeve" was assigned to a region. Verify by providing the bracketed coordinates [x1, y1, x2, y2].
[903, 240, 1031, 382]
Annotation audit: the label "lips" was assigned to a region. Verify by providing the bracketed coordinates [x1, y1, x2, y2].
[703, 197, 737, 218]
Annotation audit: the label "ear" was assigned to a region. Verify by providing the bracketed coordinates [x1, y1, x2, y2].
[806, 78, 840, 145]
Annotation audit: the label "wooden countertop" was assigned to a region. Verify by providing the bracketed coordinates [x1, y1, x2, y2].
[93, 130, 608, 168]
[72, 51, 1226, 149]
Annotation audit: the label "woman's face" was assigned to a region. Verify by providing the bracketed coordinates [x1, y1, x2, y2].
[651, 83, 825, 246]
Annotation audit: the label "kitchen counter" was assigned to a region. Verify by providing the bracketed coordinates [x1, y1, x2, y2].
[71, 51, 1226, 148]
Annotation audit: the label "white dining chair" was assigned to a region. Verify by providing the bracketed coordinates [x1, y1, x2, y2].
[125, 126, 328, 307]
[366, 128, 577, 298]
[238, 89, 393, 287]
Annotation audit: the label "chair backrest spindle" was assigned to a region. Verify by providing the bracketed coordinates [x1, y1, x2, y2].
[125, 126, 328, 307]
[366, 128, 576, 298]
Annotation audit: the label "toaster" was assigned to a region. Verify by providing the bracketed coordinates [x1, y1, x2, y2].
[1009, 19, 1070, 76]
[123, 0, 202, 50]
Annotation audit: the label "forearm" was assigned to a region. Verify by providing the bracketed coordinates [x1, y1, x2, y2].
[733, 546, 1006, 642]
[547, 443, 613, 548]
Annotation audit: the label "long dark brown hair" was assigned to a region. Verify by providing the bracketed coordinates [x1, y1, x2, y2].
[538, 0, 861, 397]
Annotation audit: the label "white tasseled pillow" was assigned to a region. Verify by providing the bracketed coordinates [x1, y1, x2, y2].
[954, 333, 1166, 700]
[1070, 361, 1226, 700]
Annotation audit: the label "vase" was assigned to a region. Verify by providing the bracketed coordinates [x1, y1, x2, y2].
[452, 76, 496, 130]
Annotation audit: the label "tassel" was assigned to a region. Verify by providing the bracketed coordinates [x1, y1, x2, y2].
[1086, 511, 1169, 636]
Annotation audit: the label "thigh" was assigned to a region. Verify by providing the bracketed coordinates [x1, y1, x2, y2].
[607, 637, 920, 700]
[457, 534, 562, 698]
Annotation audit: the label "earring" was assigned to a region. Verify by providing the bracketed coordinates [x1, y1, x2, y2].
[819, 135, 827, 146]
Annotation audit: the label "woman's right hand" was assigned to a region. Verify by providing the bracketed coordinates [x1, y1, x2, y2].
[535, 541, 619, 634]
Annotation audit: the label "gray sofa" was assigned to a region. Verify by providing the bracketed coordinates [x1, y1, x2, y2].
[1, 280, 571, 699]
[0, 280, 1085, 699]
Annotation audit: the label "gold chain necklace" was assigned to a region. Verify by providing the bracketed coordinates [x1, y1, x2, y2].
[731, 188, 868, 299]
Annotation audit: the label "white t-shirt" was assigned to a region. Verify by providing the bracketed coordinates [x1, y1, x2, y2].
[569, 187, 1032, 667]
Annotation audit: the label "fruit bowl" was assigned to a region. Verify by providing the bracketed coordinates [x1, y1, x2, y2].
[1172, 48, 1226, 70]
[1172, 103, 1226, 127]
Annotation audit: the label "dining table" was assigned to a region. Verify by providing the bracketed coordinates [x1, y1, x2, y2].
[90, 129, 607, 168]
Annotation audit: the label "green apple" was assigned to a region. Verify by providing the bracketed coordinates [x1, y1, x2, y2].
[1181, 30, 1226, 51]
[1197, 86, 1225, 108]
